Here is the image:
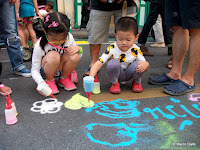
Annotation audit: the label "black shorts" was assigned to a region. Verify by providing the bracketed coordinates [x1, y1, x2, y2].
[165, 0, 200, 29]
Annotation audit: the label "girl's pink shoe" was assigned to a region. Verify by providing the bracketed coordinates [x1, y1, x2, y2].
[69, 70, 78, 83]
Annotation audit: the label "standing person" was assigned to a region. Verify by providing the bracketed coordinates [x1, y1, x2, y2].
[149, 0, 200, 96]
[89, 17, 149, 94]
[150, 15, 165, 48]
[15, 0, 40, 49]
[0, 62, 12, 96]
[85, 0, 136, 76]
[138, 0, 172, 56]
[0, 0, 31, 77]
[31, 12, 82, 95]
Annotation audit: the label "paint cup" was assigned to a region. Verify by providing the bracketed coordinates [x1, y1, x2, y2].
[5, 103, 18, 125]
[83, 76, 94, 93]
[37, 81, 52, 96]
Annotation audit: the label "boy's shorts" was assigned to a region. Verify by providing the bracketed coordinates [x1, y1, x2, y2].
[17, 17, 34, 26]
[165, 0, 200, 29]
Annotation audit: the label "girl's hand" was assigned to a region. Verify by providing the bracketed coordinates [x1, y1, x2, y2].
[136, 61, 149, 73]
[65, 45, 80, 56]
[36, 88, 47, 97]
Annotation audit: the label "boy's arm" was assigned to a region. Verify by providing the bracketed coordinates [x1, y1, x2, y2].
[89, 61, 104, 77]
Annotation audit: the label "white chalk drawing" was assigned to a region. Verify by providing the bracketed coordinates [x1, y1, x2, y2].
[31, 98, 63, 114]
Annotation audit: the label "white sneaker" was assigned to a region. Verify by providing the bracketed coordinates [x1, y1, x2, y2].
[150, 43, 165, 48]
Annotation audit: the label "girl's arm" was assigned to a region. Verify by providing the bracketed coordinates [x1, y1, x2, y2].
[89, 61, 104, 77]
[32, 0, 39, 16]
[15, 0, 20, 20]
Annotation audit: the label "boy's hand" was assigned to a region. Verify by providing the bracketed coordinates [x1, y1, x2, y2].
[65, 45, 80, 56]
[136, 61, 149, 73]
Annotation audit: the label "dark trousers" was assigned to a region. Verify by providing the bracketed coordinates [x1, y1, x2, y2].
[138, 3, 172, 45]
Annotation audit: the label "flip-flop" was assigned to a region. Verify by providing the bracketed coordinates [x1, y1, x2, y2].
[149, 73, 176, 85]
[0, 84, 12, 96]
[163, 79, 195, 96]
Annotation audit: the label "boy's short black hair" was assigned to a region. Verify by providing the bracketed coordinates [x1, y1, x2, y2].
[115, 17, 138, 35]
[45, 1, 54, 10]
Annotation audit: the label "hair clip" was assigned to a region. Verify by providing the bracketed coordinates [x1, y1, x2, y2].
[44, 15, 50, 24]
[48, 21, 59, 28]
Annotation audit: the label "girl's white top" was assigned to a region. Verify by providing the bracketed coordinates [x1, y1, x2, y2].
[99, 42, 146, 70]
[31, 33, 81, 85]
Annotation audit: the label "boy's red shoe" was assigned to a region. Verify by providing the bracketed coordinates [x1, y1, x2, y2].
[109, 82, 121, 94]
[132, 81, 143, 93]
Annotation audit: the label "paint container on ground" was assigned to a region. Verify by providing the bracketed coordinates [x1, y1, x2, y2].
[83, 76, 94, 93]
[37, 81, 52, 96]
[93, 75, 101, 94]
[7, 95, 18, 116]
[5, 96, 18, 125]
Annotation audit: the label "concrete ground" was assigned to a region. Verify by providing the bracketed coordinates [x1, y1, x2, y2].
[0, 37, 200, 150]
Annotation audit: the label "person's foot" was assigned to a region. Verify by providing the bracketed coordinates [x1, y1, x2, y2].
[15, 68, 31, 77]
[167, 55, 173, 69]
[58, 77, 77, 91]
[140, 45, 154, 56]
[132, 81, 143, 93]
[109, 82, 121, 94]
[150, 43, 165, 48]
[0, 84, 12, 96]
[45, 80, 59, 94]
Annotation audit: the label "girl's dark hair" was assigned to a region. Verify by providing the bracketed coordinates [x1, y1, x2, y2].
[40, 12, 70, 49]
[115, 17, 138, 35]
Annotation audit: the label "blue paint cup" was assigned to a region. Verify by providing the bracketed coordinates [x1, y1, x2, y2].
[83, 76, 94, 93]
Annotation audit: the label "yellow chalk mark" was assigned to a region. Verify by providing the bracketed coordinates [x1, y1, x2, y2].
[75, 41, 89, 45]
[64, 93, 94, 110]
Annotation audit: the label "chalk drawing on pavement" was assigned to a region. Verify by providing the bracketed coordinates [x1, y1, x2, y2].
[31, 98, 63, 114]
[179, 120, 193, 131]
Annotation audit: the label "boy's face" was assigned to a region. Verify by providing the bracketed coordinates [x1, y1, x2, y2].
[115, 31, 139, 52]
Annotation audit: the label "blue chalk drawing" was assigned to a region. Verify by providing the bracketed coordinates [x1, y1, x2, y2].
[165, 105, 187, 117]
[85, 99, 141, 118]
[179, 120, 193, 131]
[170, 98, 180, 103]
[143, 107, 175, 119]
[180, 105, 200, 118]
[86, 123, 151, 146]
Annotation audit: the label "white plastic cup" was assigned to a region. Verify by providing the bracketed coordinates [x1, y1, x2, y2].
[37, 82, 52, 96]
[83, 76, 94, 93]
[5, 107, 18, 125]
[93, 82, 101, 94]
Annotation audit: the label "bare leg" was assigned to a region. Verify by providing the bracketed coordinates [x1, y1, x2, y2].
[89, 44, 101, 67]
[181, 28, 200, 86]
[41, 51, 60, 81]
[27, 23, 37, 47]
[59, 53, 80, 78]
[17, 25, 29, 47]
[167, 26, 189, 79]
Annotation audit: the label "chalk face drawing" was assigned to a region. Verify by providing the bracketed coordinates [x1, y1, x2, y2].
[188, 93, 200, 103]
[85, 99, 141, 118]
[31, 98, 63, 114]
[86, 122, 163, 147]
[85, 98, 199, 147]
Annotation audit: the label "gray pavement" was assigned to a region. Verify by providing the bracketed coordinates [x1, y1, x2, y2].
[0, 42, 200, 150]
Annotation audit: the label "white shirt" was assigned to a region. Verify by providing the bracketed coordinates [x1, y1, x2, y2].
[31, 33, 79, 85]
[99, 42, 146, 70]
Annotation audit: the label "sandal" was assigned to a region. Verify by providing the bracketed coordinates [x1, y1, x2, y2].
[167, 56, 173, 69]
[84, 67, 91, 76]
[149, 73, 176, 85]
[164, 79, 195, 96]
[0, 84, 12, 96]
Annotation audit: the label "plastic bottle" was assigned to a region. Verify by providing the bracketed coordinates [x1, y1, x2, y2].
[5, 96, 18, 125]
[92, 75, 101, 94]
[7, 94, 18, 116]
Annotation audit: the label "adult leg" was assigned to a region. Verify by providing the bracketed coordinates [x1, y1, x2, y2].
[0, 2, 26, 72]
[181, 28, 200, 86]
[167, 26, 189, 80]
[89, 44, 101, 67]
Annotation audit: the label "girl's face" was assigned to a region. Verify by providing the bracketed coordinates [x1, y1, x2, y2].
[47, 32, 68, 46]
[115, 31, 139, 52]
